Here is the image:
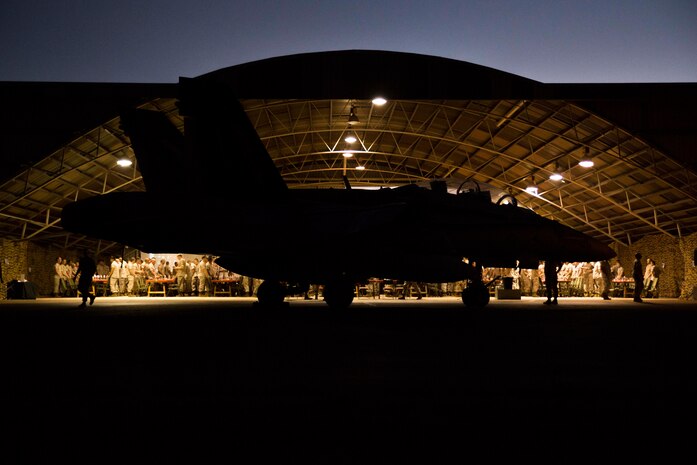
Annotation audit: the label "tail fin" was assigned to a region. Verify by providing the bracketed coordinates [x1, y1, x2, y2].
[120, 109, 187, 197]
[178, 77, 288, 199]
[120, 78, 287, 199]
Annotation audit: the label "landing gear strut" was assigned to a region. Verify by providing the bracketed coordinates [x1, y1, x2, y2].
[256, 280, 285, 307]
[461, 261, 490, 308]
[461, 283, 490, 308]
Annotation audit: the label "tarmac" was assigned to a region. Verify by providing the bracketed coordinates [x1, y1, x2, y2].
[2, 295, 697, 463]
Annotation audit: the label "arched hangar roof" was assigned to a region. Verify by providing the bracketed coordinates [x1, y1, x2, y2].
[1, 50, 696, 255]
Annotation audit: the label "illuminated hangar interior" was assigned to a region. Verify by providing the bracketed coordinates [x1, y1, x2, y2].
[1, 51, 696, 297]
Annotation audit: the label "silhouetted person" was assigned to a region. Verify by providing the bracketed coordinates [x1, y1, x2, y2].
[632, 253, 644, 303]
[400, 281, 423, 300]
[75, 250, 97, 308]
[543, 259, 560, 305]
[599, 259, 612, 300]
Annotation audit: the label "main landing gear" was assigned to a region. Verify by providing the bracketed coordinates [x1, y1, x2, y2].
[461, 282, 490, 308]
[323, 279, 354, 309]
[255, 279, 355, 309]
[461, 260, 490, 308]
[256, 280, 286, 307]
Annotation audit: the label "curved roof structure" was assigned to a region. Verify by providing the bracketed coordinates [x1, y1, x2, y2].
[1, 50, 696, 254]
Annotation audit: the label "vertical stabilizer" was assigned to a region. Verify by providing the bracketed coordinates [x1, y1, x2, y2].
[178, 78, 288, 199]
[120, 109, 187, 197]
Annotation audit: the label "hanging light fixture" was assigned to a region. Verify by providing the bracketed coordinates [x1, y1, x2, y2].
[525, 176, 539, 195]
[578, 147, 594, 168]
[116, 158, 132, 167]
[372, 97, 387, 106]
[344, 133, 357, 143]
[348, 106, 359, 125]
[549, 165, 563, 181]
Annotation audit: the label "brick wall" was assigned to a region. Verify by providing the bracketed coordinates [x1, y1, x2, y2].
[0, 239, 28, 299]
[679, 233, 697, 300]
[611, 232, 697, 299]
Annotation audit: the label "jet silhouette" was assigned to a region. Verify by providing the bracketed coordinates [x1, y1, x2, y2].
[61, 78, 615, 308]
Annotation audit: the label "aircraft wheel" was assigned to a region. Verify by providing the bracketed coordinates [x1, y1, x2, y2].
[462, 284, 490, 308]
[324, 281, 355, 309]
[257, 280, 285, 307]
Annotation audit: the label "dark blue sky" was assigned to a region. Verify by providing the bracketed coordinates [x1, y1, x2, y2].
[1, 0, 695, 83]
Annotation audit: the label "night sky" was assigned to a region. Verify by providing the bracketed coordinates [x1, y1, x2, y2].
[1, 0, 696, 83]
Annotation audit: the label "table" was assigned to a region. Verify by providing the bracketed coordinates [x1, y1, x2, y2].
[6, 280, 37, 299]
[92, 278, 109, 296]
[211, 279, 240, 297]
[612, 278, 635, 298]
[146, 278, 175, 297]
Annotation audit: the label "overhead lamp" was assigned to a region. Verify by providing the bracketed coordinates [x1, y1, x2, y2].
[549, 166, 563, 181]
[348, 106, 359, 125]
[342, 151, 354, 158]
[372, 97, 387, 106]
[116, 158, 133, 167]
[356, 164, 365, 170]
[525, 177, 539, 195]
[578, 147, 594, 168]
[344, 133, 357, 143]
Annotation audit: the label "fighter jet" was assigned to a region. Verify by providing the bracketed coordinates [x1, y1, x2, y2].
[61, 78, 615, 308]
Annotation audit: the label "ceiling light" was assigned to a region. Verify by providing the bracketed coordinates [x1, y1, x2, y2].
[372, 97, 387, 106]
[525, 184, 539, 195]
[348, 106, 359, 125]
[579, 147, 594, 168]
[356, 165, 365, 170]
[549, 173, 563, 181]
[116, 158, 132, 167]
[344, 134, 357, 143]
[342, 151, 354, 158]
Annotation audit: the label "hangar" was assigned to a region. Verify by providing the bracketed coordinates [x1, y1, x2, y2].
[1, 50, 696, 298]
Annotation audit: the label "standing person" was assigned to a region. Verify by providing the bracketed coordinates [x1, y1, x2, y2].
[632, 253, 644, 303]
[53, 256, 63, 296]
[118, 258, 129, 295]
[191, 258, 200, 296]
[198, 256, 212, 296]
[599, 259, 612, 300]
[174, 255, 188, 296]
[610, 259, 624, 279]
[109, 257, 121, 296]
[75, 250, 97, 308]
[126, 257, 137, 296]
[96, 259, 109, 277]
[399, 281, 423, 300]
[543, 259, 560, 305]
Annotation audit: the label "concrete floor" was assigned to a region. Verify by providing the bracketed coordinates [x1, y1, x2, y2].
[2, 296, 696, 462]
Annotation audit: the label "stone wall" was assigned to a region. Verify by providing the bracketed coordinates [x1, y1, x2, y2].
[0, 239, 28, 299]
[611, 232, 697, 299]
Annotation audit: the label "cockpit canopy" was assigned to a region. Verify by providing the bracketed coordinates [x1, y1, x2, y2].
[418, 178, 519, 207]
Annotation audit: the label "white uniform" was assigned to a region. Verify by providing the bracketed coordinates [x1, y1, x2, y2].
[110, 259, 121, 294]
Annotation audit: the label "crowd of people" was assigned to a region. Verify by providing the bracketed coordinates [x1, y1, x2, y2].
[52, 254, 663, 302]
[53, 254, 241, 298]
[483, 257, 662, 302]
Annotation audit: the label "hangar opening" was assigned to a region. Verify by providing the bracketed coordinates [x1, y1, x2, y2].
[1, 50, 696, 302]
